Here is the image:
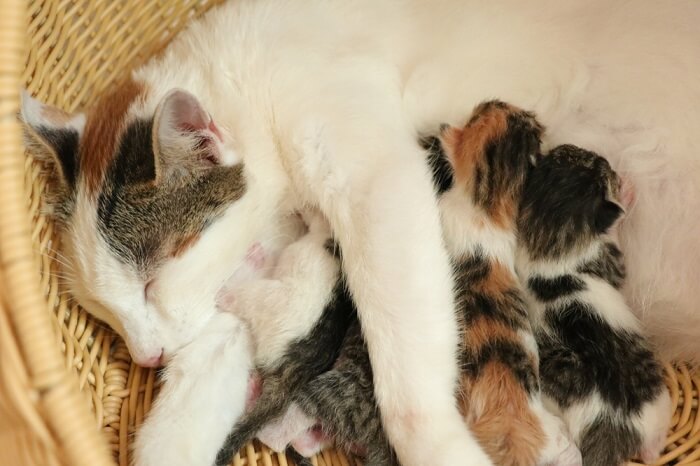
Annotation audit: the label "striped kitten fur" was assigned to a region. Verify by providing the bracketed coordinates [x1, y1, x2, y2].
[218, 101, 584, 466]
[436, 101, 580, 466]
[516, 145, 672, 466]
[213, 212, 361, 466]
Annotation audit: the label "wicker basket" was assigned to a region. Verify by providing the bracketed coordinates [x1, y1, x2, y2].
[0, 1, 698, 465]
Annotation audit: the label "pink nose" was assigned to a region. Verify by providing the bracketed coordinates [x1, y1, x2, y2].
[139, 349, 164, 368]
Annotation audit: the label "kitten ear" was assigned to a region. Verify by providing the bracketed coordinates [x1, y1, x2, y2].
[618, 174, 635, 210]
[152, 89, 238, 184]
[20, 90, 85, 191]
[595, 200, 625, 233]
[438, 124, 462, 168]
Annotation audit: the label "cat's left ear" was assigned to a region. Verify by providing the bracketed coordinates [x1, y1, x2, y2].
[152, 89, 239, 184]
[20, 91, 85, 208]
[438, 124, 462, 168]
[595, 172, 632, 232]
[595, 199, 625, 233]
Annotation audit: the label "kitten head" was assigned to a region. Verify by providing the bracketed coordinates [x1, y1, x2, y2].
[439, 100, 544, 228]
[518, 144, 626, 260]
[20, 82, 266, 365]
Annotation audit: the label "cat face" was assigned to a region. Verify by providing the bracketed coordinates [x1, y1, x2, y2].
[438, 100, 544, 227]
[518, 144, 626, 260]
[21, 83, 263, 366]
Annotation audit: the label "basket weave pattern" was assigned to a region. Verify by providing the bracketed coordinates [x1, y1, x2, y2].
[0, 1, 697, 465]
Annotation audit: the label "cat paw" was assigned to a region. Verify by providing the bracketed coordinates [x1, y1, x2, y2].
[244, 242, 267, 270]
[639, 430, 666, 464]
[542, 442, 582, 466]
[537, 415, 582, 466]
[290, 425, 331, 457]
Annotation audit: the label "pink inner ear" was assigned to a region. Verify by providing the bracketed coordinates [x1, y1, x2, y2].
[619, 175, 635, 210]
[168, 91, 211, 133]
[159, 89, 227, 165]
[208, 118, 223, 140]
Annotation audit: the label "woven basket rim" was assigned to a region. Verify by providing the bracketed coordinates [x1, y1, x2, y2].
[0, 2, 114, 465]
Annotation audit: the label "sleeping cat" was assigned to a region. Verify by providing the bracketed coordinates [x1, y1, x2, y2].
[20, 1, 700, 465]
[217, 101, 582, 466]
[516, 145, 672, 465]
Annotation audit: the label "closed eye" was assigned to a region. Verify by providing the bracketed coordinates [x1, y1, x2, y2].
[144, 279, 155, 303]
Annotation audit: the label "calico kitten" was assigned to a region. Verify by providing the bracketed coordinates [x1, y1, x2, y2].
[436, 101, 580, 466]
[516, 145, 672, 466]
[222, 101, 582, 466]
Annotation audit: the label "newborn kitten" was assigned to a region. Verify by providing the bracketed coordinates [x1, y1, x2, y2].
[213, 212, 363, 466]
[436, 101, 579, 466]
[292, 305, 395, 465]
[516, 145, 672, 466]
[227, 101, 582, 466]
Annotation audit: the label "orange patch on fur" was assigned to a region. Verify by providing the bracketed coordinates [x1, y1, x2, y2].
[462, 316, 521, 357]
[447, 105, 508, 181]
[460, 363, 545, 466]
[444, 105, 519, 228]
[80, 78, 145, 195]
[171, 233, 200, 258]
[474, 260, 516, 298]
[490, 196, 517, 229]
[460, 106, 508, 161]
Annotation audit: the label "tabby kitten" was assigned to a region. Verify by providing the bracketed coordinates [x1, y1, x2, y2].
[516, 145, 672, 466]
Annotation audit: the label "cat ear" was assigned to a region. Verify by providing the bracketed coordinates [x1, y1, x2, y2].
[152, 89, 238, 184]
[595, 173, 631, 232]
[618, 174, 635, 210]
[20, 90, 85, 191]
[438, 124, 462, 168]
[595, 199, 625, 233]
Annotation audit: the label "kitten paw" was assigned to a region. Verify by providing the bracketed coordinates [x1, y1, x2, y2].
[290, 425, 331, 457]
[542, 442, 582, 466]
[245, 242, 267, 270]
[639, 430, 666, 464]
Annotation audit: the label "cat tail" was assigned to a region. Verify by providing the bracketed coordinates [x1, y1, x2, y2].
[461, 364, 545, 466]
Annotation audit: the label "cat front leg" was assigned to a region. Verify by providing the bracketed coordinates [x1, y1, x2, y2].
[132, 312, 251, 466]
[292, 121, 493, 466]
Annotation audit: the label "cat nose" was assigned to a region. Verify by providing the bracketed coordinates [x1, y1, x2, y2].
[139, 348, 164, 368]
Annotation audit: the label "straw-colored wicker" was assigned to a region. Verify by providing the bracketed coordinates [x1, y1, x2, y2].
[0, 1, 698, 465]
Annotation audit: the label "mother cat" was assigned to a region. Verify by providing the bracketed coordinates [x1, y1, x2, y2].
[21, 1, 700, 465]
